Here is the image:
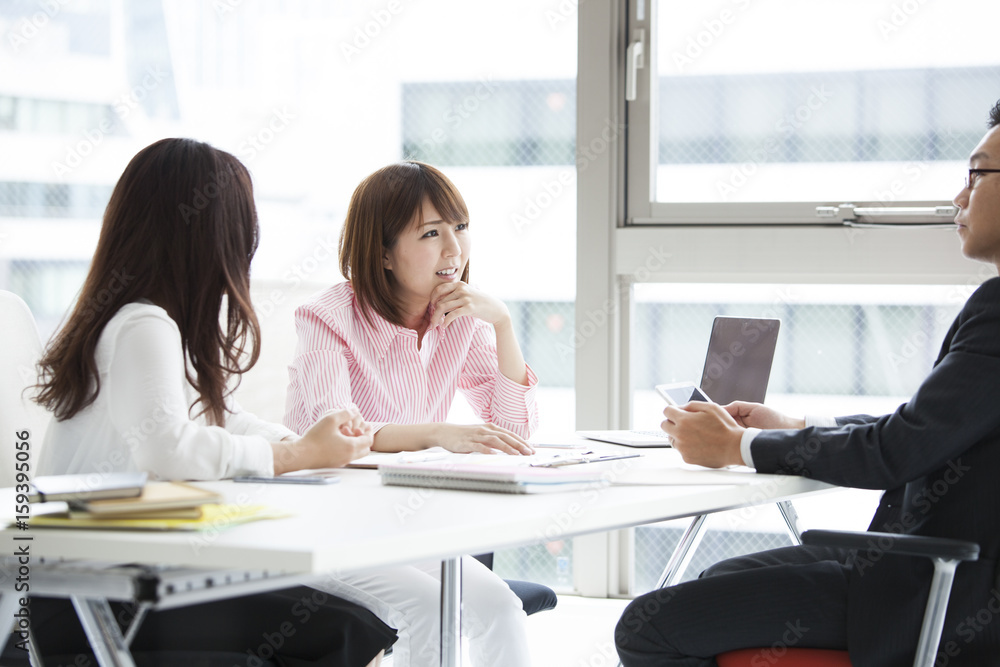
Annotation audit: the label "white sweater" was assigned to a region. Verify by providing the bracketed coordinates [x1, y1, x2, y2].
[38, 302, 290, 480]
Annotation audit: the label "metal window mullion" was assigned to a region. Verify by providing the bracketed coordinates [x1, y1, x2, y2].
[575, 0, 627, 601]
[617, 276, 632, 429]
[624, 0, 654, 223]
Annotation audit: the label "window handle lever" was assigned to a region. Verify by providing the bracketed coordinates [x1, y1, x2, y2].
[625, 29, 645, 102]
[816, 203, 958, 222]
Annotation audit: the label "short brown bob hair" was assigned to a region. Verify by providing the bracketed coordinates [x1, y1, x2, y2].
[340, 161, 470, 327]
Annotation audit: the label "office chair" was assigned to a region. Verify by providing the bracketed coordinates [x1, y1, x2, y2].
[715, 529, 980, 667]
[473, 553, 558, 616]
[0, 291, 50, 487]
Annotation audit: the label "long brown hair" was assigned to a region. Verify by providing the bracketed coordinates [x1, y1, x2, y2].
[339, 161, 471, 327]
[36, 138, 261, 425]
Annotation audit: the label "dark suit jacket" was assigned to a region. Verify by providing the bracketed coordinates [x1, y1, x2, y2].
[752, 276, 1000, 667]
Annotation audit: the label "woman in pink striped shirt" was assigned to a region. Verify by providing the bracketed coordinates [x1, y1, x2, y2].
[284, 161, 538, 666]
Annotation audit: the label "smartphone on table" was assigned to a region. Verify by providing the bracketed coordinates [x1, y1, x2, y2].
[233, 475, 340, 485]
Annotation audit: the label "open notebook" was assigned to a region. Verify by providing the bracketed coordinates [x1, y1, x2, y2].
[378, 461, 607, 494]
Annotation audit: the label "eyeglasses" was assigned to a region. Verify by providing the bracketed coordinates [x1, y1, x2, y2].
[965, 168, 1000, 189]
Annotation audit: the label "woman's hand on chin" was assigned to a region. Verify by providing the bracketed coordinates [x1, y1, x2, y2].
[434, 423, 535, 456]
[430, 282, 510, 329]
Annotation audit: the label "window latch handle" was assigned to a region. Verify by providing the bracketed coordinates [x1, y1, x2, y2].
[816, 203, 958, 227]
[625, 29, 645, 102]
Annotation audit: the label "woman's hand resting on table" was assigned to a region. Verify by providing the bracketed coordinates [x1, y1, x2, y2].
[433, 423, 535, 456]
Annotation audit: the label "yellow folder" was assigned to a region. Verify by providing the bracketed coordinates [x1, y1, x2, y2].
[28, 503, 292, 531]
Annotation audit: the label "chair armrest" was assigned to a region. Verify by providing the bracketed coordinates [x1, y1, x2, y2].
[801, 529, 979, 562]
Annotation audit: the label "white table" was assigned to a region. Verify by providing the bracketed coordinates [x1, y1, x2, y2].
[1, 446, 834, 667]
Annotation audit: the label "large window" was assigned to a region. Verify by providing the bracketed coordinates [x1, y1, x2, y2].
[627, 0, 1000, 224]
[576, 0, 997, 597]
[629, 283, 970, 429]
[625, 282, 965, 592]
[0, 0, 579, 589]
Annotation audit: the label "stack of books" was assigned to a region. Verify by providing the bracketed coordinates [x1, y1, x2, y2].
[26, 472, 288, 531]
[67, 481, 222, 520]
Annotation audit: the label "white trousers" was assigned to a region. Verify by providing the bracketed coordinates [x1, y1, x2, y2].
[314, 555, 532, 667]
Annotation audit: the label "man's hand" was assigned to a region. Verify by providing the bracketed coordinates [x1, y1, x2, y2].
[725, 401, 805, 430]
[661, 401, 745, 468]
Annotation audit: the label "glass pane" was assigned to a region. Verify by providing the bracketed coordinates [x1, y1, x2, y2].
[629, 282, 956, 590]
[0, 0, 578, 591]
[630, 283, 966, 427]
[634, 512, 793, 591]
[633, 487, 883, 592]
[654, 0, 1000, 203]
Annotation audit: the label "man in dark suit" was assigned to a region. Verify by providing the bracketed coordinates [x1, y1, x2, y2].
[615, 101, 1000, 667]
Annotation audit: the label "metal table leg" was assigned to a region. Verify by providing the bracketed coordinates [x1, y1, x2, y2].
[616, 515, 710, 667]
[121, 602, 152, 647]
[776, 500, 802, 545]
[27, 628, 45, 667]
[0, 591, 49, 666]
[655, 514, 709, 589]
[71, 597, 137, 667]
[0, 591, 20, 654]
[616, 504, 801, 667]
[440, 557, 463, 667]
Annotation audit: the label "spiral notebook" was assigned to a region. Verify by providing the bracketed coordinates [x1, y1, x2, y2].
[378, 461, 607, 494]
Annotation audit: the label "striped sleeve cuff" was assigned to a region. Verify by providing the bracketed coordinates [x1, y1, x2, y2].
[492, 365, 538, 416]
[489, 365, 539, 438]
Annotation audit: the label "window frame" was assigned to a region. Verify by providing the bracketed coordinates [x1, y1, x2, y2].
[576, 0, 992, 598]
[624, 0, 965, 227]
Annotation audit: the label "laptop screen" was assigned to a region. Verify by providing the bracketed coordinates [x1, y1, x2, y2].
[699, 317, 780, 405]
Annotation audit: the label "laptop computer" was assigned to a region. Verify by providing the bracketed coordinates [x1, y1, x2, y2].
[576, 316, 780, 447]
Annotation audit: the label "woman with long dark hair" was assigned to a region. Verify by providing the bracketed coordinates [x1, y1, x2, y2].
[32, 138, 396, 666]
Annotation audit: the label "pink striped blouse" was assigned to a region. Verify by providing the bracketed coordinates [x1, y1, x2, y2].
[283, 282, 538, 438]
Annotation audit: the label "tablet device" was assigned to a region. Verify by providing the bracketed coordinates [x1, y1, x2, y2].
[655, 382, 711, 406]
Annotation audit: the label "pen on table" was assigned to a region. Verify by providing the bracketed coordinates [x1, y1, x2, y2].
[531, 452, 641, 467]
